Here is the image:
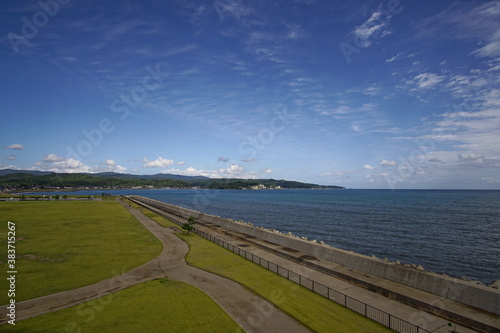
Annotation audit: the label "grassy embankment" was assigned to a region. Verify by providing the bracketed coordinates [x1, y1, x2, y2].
[1, 199, 242, 332]
[0, 200, 162, 304]
[1, 199, 388, 332]
[2, 279, 242, 333]
[132, 201, 389, 333]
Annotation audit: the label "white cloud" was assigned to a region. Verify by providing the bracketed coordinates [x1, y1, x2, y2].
[143, 157, 174, 168]
[380, 160, 397, 166]
[472, 37, 500, 58]
[34, 154, 92, 173]
[320, 170, 355, 177]
[165, 44, 197, 56]
[264, 168, 273, 174]
[6, 155, 16, 161]
[218, 156, 229, 162]
[0, 163, 19, 170]
[482, 177, 500, 183]
[385, 52, 416, 63]
[163, 164, 257, 179]
[353, 7, 392, 48]
[385, 53, 401, 63]
[412, 73, 444, 89]
[4, 144, 24, 150]
[33, 155, 127, 174]
[101, 159, 127, 173]
[415, 2, 500, 45]
[363, 164, 375, 170]
[457, 153, 484, 163]
[44, 154, 64, 162]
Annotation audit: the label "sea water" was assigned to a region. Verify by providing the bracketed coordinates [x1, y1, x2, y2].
[26, 188, 500, 285]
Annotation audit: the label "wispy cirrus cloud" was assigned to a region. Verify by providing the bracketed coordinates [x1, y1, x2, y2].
[352, 5, 393, 48]
[472, 29, 500, 58]
[408, 73, 445, 90]
[385, 52, 416, 63]
[414, 1, 500, 60]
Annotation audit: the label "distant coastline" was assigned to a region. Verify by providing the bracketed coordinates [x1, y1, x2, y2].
[0, 169, 344, 192]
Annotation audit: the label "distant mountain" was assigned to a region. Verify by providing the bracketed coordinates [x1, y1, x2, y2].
[0, 169, 54, 176]
[0, 169, 344, 190]
[0, 169, 209, 181]
[187, 178, 344, 189]
[0, 171, 190, 189]
[92, 172, 210, 181]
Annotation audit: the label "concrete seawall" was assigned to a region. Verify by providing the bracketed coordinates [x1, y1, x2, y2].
[128, 195, 500, 316]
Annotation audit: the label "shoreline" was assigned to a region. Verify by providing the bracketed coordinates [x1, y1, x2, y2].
[128, 195, 500, 332]
[3, 188, 499, 286]
[127, 195, 499, 289]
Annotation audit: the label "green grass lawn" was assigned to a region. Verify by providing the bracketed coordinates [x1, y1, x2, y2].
[1, 199, 389, 332]
[0, 193, 18, 198]
[130, 202, 389, 333]
[2, 278, 243, 333]
[0, 200, 162, 304]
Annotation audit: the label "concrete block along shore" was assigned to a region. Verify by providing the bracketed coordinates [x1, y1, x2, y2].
[127, 195, 500, 326]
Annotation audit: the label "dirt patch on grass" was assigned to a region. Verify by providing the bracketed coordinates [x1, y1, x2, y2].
[24, 254, 64, 262]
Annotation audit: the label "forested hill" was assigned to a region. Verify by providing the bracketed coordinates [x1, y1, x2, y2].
[0, 169, 345, 190]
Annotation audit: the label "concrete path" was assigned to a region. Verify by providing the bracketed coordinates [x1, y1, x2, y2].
[1, 202, 311, 333]
[133, 197, 486, 333]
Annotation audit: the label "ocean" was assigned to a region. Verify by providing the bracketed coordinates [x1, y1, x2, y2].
[24, 188, 500, 285]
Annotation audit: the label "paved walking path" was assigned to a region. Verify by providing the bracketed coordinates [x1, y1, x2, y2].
[0, 202, 311, 333]
[134, 197, 489, 333]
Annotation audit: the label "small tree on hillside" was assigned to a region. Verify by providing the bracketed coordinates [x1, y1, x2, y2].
[182, 217, 196, 235]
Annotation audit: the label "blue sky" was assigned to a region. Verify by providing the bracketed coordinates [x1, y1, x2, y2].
[1, 0, 499, 189]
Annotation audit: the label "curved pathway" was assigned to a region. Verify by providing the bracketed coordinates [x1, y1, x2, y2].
[1, 202, 310, 333]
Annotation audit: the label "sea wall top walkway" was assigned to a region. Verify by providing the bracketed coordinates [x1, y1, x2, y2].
[128, 195, 500, 333]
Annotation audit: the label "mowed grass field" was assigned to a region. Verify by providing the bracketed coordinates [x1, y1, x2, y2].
[2, 199, 389, 332]
[135, 203, 389, 333]
[2, 278, 242, 333]
[0, 200, 162, 304]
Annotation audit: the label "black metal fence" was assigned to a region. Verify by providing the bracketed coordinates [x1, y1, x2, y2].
[127, 196, 431, 333]
[194, 228, 431, 333]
